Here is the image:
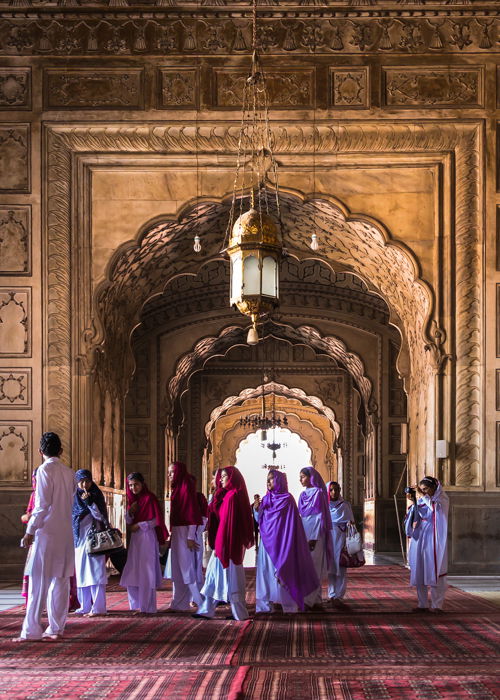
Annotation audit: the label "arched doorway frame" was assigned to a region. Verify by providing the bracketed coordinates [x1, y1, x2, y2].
[43, 120, 482, 490]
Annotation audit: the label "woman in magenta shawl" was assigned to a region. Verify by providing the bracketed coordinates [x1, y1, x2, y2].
[195, 466, 254, 621]
[165, 461, 204, 612]
[120, 472, 168, 614]
[256, 470, 319, 613]
[298, 467, 333, 609]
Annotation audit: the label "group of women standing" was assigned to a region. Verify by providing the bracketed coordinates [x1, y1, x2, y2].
[22, 460, 448, 618]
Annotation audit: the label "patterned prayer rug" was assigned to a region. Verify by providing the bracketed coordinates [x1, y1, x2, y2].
[0, 566, 498, 699]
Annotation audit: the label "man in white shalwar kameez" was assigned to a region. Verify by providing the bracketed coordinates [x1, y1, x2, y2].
[14, 433, 75, 641]
[405, 476, 449, 612]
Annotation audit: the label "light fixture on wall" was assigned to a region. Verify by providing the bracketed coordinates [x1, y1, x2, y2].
[224, 0, 283, 346]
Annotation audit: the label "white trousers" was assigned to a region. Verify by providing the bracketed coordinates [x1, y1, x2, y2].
[172, 580, 203, 610]
[21, 576, 70, 639]
[197, 596, 248, 621]
[327, 567, 347, 600]
[304, 538, 325, 607]
[127, 585, 156, 614]
[76, 584, 107, 615]
[416, 576, 447, 609]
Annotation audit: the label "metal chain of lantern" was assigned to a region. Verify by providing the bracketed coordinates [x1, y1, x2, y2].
[223, 0, 283, 345]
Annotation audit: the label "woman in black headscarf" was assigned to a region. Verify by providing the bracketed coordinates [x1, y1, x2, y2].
[72, 469, 108, 616]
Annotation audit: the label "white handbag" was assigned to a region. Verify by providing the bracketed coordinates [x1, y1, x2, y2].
[85, 521, 124, 556]
[346, 523, 362, 555]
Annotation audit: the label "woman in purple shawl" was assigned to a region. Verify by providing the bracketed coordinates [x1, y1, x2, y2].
[255, 470, 319, 613]
[298, 467, 333, 608]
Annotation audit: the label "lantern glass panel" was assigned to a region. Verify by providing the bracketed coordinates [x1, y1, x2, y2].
[243, 255, 260, 295]
[262, 256, 277, 297]
[230, 252, 242, 304]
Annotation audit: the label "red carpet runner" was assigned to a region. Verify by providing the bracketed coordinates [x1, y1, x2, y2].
[0, 566, 499, 699]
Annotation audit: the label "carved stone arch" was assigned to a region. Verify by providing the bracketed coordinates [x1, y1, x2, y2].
[166, 322, 371, 432]
[44, 121, 481, 486]
[204, 381, 340, 442]
[214, 410, 335, 487]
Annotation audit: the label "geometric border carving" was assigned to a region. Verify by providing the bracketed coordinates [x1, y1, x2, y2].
[383, 67, 484, 108]
[43, 68, 145, 110]
[0, 368, 31, 409]
[44, 120, 482, 488]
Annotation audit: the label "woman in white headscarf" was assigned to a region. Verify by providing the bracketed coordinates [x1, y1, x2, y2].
[404, 475, 449, 613]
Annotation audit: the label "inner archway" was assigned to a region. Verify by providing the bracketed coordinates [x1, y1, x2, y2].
[234, 428, 313, 507]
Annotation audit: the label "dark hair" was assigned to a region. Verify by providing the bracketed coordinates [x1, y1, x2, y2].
[300, 467, 312, 477]
[40, 432, 62, 457]
[127, 472, 145, 483]
[329, 481, 340, 489]
[419, 475, 438, 488]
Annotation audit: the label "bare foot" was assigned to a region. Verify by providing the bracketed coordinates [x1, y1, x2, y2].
[11, 636, 41, 643]
[42, 634, 62, 642]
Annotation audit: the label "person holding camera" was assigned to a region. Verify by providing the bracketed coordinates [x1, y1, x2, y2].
[404, 476, 449, 613]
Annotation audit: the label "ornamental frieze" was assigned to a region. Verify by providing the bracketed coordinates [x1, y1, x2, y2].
[44, 68, 144, 109]
[0, 16, 497, 55]
[383, 67, 483, 108]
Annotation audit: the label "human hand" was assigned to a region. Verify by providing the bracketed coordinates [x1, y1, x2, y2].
[130, 523, 140, 532]
[187, 539, 200, 551]
[21, 533, 34, 548]
[81, 490, 90, 500]
[129, 502, 138, 515]
[308, 540, 316, 551]
[20, 513, 30, 524]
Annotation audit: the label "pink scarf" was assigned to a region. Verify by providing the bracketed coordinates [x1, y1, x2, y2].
[169, 461, 202, 527]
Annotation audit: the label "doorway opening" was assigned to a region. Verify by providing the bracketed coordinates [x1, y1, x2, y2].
[234, 427, 312, 506]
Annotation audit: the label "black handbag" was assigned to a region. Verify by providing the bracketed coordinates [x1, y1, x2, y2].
[85, 520, 124, 557]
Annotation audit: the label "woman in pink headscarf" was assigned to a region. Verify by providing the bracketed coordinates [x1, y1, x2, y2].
[120, 472, 169, 614]
[164, 461, 203, 612]
[194, 466, 254, 621]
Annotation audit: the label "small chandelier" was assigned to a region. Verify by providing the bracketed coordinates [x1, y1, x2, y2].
[224, 0, 283, 345]
[239, 383, 288, 441]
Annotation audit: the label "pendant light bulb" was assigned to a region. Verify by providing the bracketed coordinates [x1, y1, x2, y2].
[193, 234, 201, 253]
[310, 232, 319, 251]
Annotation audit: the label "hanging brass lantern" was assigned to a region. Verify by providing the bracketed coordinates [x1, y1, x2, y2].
[227, 205, 282, 344]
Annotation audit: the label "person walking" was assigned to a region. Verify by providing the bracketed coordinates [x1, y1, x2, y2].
[194, 467, 254, 621]
[255, 470, 319, 614]
[13, 432, 75, 642]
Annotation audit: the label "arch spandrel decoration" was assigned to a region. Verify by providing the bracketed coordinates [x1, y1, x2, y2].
[45, 121, 481, 485]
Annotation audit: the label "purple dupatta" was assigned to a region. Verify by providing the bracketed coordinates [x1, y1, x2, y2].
[259, 470, 319, 610]
[298, 467, 333, 567]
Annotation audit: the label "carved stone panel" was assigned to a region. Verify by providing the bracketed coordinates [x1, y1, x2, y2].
[0, 369, 31, 409]
[330, 67, 369, 108]
[0, 206, 30, 275]
[44, 69, 144, 110]
[214, 69, 314, 109]
[158, 68, 198, 109]
[0, 288, 31, 357]
[383, 67, 483, 108]
[0, 421, 31, 484]
[0, 125, 30, 193]
[0, 68, 31, 110]
[125, 424, 150, 455]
